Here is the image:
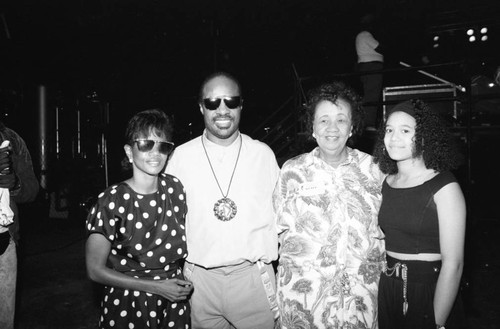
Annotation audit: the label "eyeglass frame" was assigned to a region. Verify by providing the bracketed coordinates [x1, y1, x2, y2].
[201, 96, 243, 111]
[133, 139, 175, 154]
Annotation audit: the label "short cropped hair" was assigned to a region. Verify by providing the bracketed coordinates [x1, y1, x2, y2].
[122, 109, 173, 172]
[198, 71, 242, 103]
[124, 109, 173, 146]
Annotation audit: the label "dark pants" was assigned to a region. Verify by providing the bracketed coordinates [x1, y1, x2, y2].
[378, 256, 466, 329]
[358, 61, 383, 127]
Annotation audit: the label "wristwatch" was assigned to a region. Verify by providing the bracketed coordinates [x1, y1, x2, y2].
[436, 325, 445, 329]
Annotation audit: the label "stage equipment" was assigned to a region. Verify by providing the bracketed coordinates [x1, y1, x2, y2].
[383, 83, 458, 124]
[38, 85, 48, 190]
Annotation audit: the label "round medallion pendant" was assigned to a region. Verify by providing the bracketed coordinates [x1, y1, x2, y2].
[213, 197, 237, 221]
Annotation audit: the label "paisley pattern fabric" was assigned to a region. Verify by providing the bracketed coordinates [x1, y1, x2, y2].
[274, 147, 386, 329]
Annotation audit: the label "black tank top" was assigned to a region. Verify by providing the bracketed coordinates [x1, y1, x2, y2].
[378, 171, 457, 254]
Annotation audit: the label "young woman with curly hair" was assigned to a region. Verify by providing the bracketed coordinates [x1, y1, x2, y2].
[373, 99, 466, 329]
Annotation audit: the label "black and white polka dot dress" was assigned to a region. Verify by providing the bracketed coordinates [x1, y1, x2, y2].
[86, 173, 190, 329]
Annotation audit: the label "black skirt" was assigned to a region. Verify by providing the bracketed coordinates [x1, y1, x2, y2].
[378, 255, 466, 329]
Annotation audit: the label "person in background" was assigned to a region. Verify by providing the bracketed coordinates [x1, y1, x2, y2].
[0, 122, 39, 329]
[373, 99, 466, 329]
[495, 65, 500, 86]
[355, 12, 384, 129]
[274, 81, 385, 328]
[85, 109, 192, 329]
[166, 72, 280, 329]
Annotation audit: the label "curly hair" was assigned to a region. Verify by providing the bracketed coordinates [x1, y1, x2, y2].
[121, 109, 173, 171]
[373, 99, 462, 174]
[304, 81, 364, 146]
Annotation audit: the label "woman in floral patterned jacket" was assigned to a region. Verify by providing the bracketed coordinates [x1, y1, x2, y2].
[274, 81, 385, 329]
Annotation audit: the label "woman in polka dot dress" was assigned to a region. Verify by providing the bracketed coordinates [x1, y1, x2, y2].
[85, 109, 192, 329]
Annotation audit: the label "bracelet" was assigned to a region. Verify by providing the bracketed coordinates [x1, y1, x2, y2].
[436, 325, 445, 329]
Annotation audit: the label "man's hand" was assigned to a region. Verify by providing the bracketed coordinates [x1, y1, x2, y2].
[0, 146, 17, 190]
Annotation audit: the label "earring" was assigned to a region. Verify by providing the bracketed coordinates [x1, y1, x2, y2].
[129, 158, 133, 163]
[312, 133, 316, 138]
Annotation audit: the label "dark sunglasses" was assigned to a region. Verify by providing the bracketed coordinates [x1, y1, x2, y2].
[202, 96, 242, 111]
[133, 139, 174, 154]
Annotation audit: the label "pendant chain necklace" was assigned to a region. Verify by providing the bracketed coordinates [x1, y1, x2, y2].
[201, 134, 242, 221]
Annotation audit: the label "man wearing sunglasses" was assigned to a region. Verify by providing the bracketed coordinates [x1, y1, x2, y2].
[166, 72, 280, 329]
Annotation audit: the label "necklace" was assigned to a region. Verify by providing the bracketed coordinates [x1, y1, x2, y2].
[201, 134, 242, 221]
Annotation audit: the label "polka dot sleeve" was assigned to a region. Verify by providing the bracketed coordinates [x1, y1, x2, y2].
[161, 173, 187, 225]
[85, 184, 123, 242]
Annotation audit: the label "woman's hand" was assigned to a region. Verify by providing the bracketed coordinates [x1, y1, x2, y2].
[155, 278, 193, 302]
[86, 234, 194, 302]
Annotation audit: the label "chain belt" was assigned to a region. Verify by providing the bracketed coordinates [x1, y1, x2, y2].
[384, 261, 409, 315]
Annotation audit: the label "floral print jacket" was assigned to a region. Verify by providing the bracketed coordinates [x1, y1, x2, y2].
[273, 147, 385, 329]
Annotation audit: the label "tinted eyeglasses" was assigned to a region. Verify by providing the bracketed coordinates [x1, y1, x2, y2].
[133, 140, 174, 154]
[202, 96, 242, 111]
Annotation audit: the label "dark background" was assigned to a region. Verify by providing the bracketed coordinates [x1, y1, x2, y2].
[2, 1, 499, 127]
[1, 1, 500, 328]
